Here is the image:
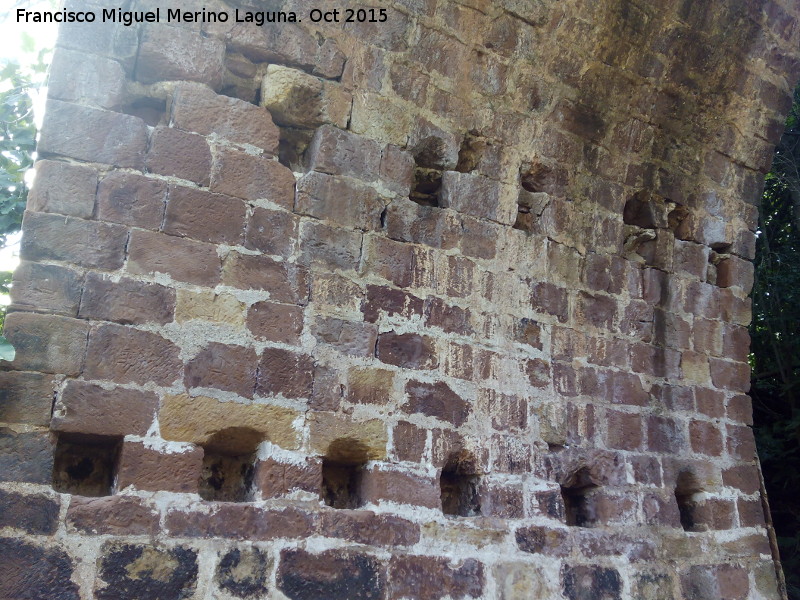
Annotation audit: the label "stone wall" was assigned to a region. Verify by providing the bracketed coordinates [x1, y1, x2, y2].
[1, 0, 799, 598]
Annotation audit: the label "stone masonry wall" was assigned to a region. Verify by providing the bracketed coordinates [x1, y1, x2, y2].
[2, 0, 800, 598]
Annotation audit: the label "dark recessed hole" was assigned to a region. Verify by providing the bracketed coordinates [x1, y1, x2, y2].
[710, 242, 732, 252]
[514, 189, 550, 232]
[411, 136, 447, 170]
[411, 167, 441, 206]
[667, 203, 690, 238]
[520, 161, 553, 193]
[455, 135, 485, 173]
[198, 427, 262, 502]
[278, 126, 313, 170]
[121, 97, 167, 127]
[675, 471, 704, 532]
[547, 443, 566, 452]
[561, 467, 599, 527]
[439, 451, 481, 517]
[321, 459, 365, 509]
[53, 434, 121, 496]
[623, 191, 659, 228]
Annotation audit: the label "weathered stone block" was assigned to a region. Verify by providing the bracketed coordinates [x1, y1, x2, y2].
[96, 543, 198, 600]
[79, 273, 175, 325]
[211, 146, 295, 207]
[222, 252, 309, 303]
[185, 342, 258, 398]
[309, 412, 388, 461]
[136, 23, 225, 87]
[261, 65, 351, 128]
[295, 171, 385, 230]
[67, 496, 159, 536]
[0, 539, 79, 600]
[277, 549, 385, 600]
[127, 229, 221, 286]
[116, 441, 203, 493]
[306, 125, 382, 180]
[96, 171, 168, 229]
[247, 301, 304, 344]
[4, 311, 88, 375]
[27, 159, 97, 218]
[10, 261, 83, 316]
[377, 331, 438, 369]
[0, 489, 59, 535]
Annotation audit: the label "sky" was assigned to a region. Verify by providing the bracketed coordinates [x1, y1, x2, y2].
[0, 1, 58, 292]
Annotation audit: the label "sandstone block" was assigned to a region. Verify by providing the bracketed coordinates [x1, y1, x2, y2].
[159, 393, 300, 450]
[127, 229, 221, 286]
[306, 124, 382, 180]
[95, 171, 168, 230]
[361, 467, 440, 508]
[10, 261, 83, 316]
[309, 412, 388, 461]
[164, 185, 246, 245]
[48, 48, 126, 109]
[171, 82, 280, 153]
[562, 565, 622, 600]
[20, 211, 128, 270]
[254, 457, 321, 497]
[261, 65, 351, 128]
[440, 171, 515, 224]
[360, 235, 415, 288]
[298, 219, 363, 272]
[404, 380, 469, 426]
[380, 144, 415, 196]
[26, 159, 97, 218]
[277, 549, 385, 600]
[247, 301, 303, 344]
[0, 371, 54, 426]
[222, 252, 309, 303]
[96, 543, 198, 600]
[389, 556, 484, 600]
[52, 380, 158, 437]
[79, 273, 175, 325]
[116, 441, 204, 493]
[347, 367, 394, 405]
[245, 207, 299, 258]
[295, 171, 385, 230]
[38, 100, 147, 168]
[0, 539, 79, 600]
[185, 342, 258, 398]
[4, 311, 88, 375]
[256, 348, 314, 399]
[146, 126, 211, 185]
[0, 489, 59, 535]
[320, 510, 420, 546]
[313, 316, 377, 357]
[392, 421, 427, 462]
[210, 147, 295, 207]
[377, 331, 438, 369]
[136, 24, 224, 87]
[175, 289, 244, 325]
[67, 496, 159, 536]
[84, 323, 182, 386]
[0, 429, 53, 484]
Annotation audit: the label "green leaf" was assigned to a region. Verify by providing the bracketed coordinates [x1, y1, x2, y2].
[0, 336, 15, 362]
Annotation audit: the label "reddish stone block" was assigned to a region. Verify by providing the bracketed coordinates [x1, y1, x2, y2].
[163, 185, 246, 244]
[47, 48, 126, 110]
[385, 201, 460, 250]
[27, 159, 97, 218]
[716, 255, 754, 292]
[167, 505, 316, 540]
[689, 420, 723, 456]
[295, 171, 385, 230]
[247, 301, 304, 345]
[210, 147, 295, 208]
[0, 538, 79, 600]
[491, 434, 532, 473]
[360, 467, 439, 508]
[10, 261, 83, 316]
[222, 252, 309, 304]
[377, 332, 438, 369]
[171, 82, 279, 152]
[128, 229, 221, 287]
[95, 171, 168, 230]
[693, 318, 723, 355]
[709, 358, 750, 392]
[607, 409, 643, 450]
[481, 482, 524, 518]
[516, 525, 570, 556]
[253, 457, 321, 497]
[737, 498, 766, 528]
[67, 496, 159, 536]
[136, 23, 225, 87]
[630, 343, 681, 378]
[84, 323, 182, 386]
[20, 211, 128, 270]
[722, 464, 760, 495]
[389, 555, 484, 600]
[79, 273, 175, 325]
[277, 548, 385, 600]
[440, 171, 509, 223]
[298, 219, 363, 271]
[424, 296, 472, 335]
[0, 489, 59, 535]
[362, 285, 424, 324]
[530, 281, 569, 322]
[38, 100, 147, 168]
[4, 311, 88, 376]
[404, 380, 469, 426]
[257, 348, 314, 399]
[360, 235, 415, 288]
[245, 207, 299, 258]
[576, 292, 617, 330]
[721, 324, 751, 364]
[320, 511, 420, 547]
[52, 380, 158, 437]
[681, 564, 749, 600]
[727, 424, 757, 461]
[116, 441, 203, 493]
[185, 342, 258, 398]
[306, 124, 382, 180]
[727, 394, 753, 425]
[647, 416, 685, 454]
[695, 387, 725, 418]
[380, 144, 414, 196]
[562, 565, 622, 600]
[310, 364, 343, 411]
[392, 421, 427, 462]
[0, 429, 54, 484]
[146, 126, 211, 185]
[0, 371, 53, 427]
[525, 358, 551, 388]
[444, 254, 475, 298]
[313, 316, 377, 357]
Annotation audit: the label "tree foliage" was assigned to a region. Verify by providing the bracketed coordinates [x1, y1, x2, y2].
[751, 82, 800, 599]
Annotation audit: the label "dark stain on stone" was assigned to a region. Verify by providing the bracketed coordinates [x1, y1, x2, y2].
[216, 547, 272, 598]
[96, 543, 198, 600]
[277, 548, 385, 600]
[0, 538, 80, 600]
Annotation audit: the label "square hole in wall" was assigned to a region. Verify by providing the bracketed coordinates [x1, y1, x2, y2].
[561, 467, 599, 527]
[199, 451, 256, 502]
[440, 452, 481, 517]
[52, 434, 121, 496]
[321, 459, 365, 509]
